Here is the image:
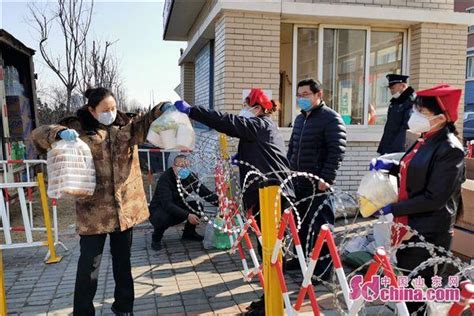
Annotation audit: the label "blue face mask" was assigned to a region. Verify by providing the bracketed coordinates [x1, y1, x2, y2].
[177, 168, 191, 179]
[297, 98, 313, 111]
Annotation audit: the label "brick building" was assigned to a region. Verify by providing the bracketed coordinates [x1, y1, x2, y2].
[455, 0, 474, 114]
[163, 0, 473, 191]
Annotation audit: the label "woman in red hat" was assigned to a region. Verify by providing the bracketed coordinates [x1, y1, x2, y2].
[174, 89, 297, 314]
[174, 89, 295, 208]
[372, 84, 465, 314]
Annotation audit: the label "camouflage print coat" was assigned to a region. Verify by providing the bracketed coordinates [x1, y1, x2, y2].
[30, 105, 163, 235]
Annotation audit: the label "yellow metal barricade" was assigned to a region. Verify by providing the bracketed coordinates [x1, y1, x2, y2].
[37, 173, 62, 264]
[259, 180, 284, 316]
[0, 249, 6, 315]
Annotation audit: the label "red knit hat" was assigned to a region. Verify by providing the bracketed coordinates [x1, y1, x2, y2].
[416, 84, 462, 122]
[246, 88, 272, 110]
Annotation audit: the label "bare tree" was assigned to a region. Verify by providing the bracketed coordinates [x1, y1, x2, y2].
[127, 99, 143, 114]
[78, 39, 120, 95]
[113, 81, 128, 112]
[29, 0, 94, 112]
[36, 85, 83, 124]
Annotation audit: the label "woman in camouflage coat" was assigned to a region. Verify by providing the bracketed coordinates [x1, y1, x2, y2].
[31, 87, 164, 316]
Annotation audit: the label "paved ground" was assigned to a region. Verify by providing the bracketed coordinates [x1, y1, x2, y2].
[3, 223, 267, 315]
[3, 223, 396, 315]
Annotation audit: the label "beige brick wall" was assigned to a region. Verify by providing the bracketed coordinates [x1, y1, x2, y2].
[336, 142, 379, 192]
[213, 11, 281, 114]
[409, 23, 467, 135]
[181, 62, 195, 105]
[288, 0, 454, 10]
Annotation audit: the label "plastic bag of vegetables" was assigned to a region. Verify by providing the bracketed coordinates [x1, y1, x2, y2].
[146, 104, 195, 150]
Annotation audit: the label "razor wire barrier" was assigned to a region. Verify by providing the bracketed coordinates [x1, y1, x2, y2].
[171, 132, 473, 316]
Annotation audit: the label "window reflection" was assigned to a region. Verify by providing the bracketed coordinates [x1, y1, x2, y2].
[369, 31, 403, 125]
[323, 29, 366, 125]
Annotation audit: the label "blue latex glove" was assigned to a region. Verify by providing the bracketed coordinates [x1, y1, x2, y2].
[174, 100, 191, 114]
[369, 158, 395, 171]
[231, 154, 238, 166]
[160, 102, 173, 112]
[58, 129, 79, 141]
[378, 204, 393, 216]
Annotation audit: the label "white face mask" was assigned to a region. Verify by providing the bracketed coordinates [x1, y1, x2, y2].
[392, 91, 401, 99]
[97, 110, 117, 126]
[239, 106, 257, 118]
[408, 109, 432, 133]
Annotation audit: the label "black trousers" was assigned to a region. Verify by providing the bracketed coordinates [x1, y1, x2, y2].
[73, 228, 134, 316]
[396, 231, 452, 315]
[150, 201, 200, 243]
[296, 188, 335, 279]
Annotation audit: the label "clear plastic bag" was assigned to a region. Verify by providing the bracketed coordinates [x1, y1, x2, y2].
[203, 221, 215, 250]
[47, 139, 96, 199]
[146, 107, 195, 150]
[357, 170, 398, 217]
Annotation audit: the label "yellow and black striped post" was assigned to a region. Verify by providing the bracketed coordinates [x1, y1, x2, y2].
[37, 173, 62, 264]
[219, 133, 229, 160]
[259, 179, 284, 316]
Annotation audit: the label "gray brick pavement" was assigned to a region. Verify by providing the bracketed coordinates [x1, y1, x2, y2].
[2, 223, 395, 315]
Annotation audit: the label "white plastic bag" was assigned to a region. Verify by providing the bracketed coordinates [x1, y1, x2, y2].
[203, 221, 215, 250]
[373, 213, 394, 250]
[147, 107, 195, 150]
[47, 139, 96, 199]
[357, 170, 398, 217]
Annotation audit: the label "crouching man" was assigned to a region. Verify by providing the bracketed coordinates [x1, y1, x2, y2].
[149, 155, 218, 251]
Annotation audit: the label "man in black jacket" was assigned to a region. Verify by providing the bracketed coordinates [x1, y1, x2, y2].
[287, 79, 346, 280]
[149, 155, 218, 251]
[377, 74, 415, 155]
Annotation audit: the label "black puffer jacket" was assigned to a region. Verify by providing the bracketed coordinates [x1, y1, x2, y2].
[149, 168, 218, 221]
[391, 127, 465, 234]
[189, 106, 293, 208]
[287, 102, 346, 185]
[377, 87, 415, 155]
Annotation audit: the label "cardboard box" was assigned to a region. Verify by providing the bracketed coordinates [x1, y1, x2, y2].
[451, 227, 474, 258]
[457, 179, 474, 231]
[466, 158, 474, 180]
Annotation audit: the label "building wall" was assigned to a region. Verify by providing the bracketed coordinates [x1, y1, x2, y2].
[466, 81, 474, 109]
[213, 11, 281, 114]
[180, 62, 195, 105]
[194, 42, 212, 109]
[187, 0, 218, 43]
[454, 0, 473, 12]
[288, 0, 454, 10]
[468, 34, 474, 48]
[409, 22, 467, 133]
[336, 142, 379, 192]
[176, 5, 470, 192]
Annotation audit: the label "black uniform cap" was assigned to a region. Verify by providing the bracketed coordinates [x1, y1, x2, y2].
[386, 74, 409, 87]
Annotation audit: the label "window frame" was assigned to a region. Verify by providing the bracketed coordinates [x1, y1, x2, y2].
[467, 55, 474, 80]
[466, 7, 474, 34]
[291, 24, 408, 127]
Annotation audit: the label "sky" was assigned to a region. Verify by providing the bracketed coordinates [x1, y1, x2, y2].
[0, 0, 186, 108]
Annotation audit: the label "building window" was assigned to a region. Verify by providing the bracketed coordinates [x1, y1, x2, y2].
[467, 7, 474, 33]
[296, 28, 318, 84]
[294, 26, 406, 126]
[322, 29, 366, 125]
[369, 31, 404, 125]
[467, 56, 474, 79]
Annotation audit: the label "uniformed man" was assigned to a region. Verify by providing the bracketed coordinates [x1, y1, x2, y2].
[377, 74, 415, 155]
